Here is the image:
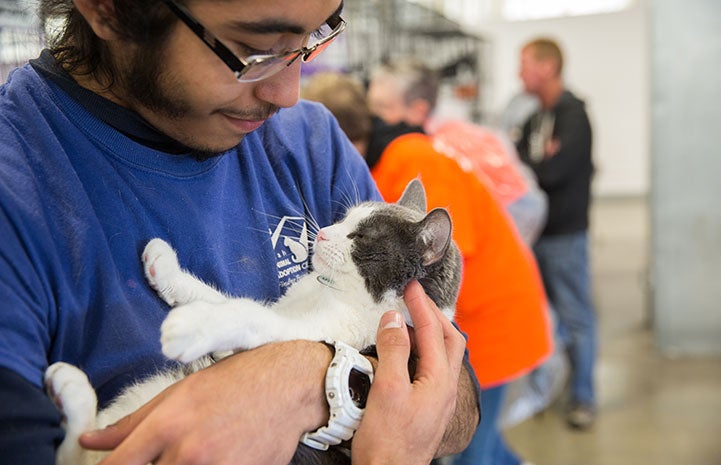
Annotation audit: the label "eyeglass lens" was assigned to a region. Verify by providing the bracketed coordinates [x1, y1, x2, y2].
[239, 21, 343, 81]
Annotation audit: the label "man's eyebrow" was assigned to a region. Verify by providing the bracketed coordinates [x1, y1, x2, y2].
[229, 19, 305, 35]
[229, 1, 344, 35]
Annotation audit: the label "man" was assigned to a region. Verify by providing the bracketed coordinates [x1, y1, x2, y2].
[310, 62, 552, 465]
[515, 37, 597, 429]
[0, 1, 479, 464]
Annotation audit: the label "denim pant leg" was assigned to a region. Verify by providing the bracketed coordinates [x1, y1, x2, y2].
[449, 383, 521, 465]
[506, 189, 548, 246]
[534, 232, 597, 406]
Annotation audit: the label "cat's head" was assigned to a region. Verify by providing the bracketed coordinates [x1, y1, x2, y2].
[312, 179, 462, 316]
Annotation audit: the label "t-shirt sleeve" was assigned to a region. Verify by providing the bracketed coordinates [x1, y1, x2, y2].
[0, 201, 53, 390]
[0, 367, 63, 465]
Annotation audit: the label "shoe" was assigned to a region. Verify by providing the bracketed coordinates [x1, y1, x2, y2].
[566, 403, 596, 430]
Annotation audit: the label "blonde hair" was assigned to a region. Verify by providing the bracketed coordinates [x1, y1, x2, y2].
[302, 72, 372, 144]
[524, 38, 564, 75]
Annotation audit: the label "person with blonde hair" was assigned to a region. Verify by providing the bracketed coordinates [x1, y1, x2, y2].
[302, 72, 372, 155]
[516, 36, 597, 430]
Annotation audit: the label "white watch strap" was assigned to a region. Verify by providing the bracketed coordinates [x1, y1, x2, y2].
[300, 341, 373, 450]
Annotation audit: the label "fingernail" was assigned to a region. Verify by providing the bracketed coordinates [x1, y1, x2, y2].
[82, 422, 115, 438]
[382, 311, 403, 329]
[81, 430, 100, 439]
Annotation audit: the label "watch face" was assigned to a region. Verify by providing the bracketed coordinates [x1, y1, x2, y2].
[348, 368, 372, 409]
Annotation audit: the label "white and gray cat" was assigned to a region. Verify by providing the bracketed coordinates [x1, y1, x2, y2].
[45, 179, 462, 465]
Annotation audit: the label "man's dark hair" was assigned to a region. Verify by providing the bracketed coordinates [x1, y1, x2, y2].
[39, 0, 177, 88]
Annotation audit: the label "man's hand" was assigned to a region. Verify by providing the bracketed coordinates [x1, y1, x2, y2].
[79, 341, 332, 465]
[352, 280, 469, 465]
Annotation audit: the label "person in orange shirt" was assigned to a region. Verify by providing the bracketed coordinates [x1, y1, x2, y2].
[304, 66, 552, 465]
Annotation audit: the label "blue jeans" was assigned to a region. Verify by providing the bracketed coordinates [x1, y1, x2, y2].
[449, 383, 522, 465]
[533, 231, 597, 406]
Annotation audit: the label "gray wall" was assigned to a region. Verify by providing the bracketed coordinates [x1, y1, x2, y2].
[650, 0, 721, 355]
[478, 3, 650, 197]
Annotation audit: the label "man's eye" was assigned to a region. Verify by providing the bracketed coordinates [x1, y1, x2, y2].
[234, 42, 272, 57]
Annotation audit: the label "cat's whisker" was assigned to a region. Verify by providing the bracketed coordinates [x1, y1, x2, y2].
[244, 226, 274, 235]
[295, 196, 322, 235]
[337, 167, 363, 210]
[305, 217, 321, 237]
[250, 208, 287, 223]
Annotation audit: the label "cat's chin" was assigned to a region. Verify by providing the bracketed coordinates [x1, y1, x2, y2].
[310, 254, 337, 277]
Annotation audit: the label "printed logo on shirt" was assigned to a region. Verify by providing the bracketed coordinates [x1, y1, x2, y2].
[268, 215, 310, 290]
[529, 112, 556, 163]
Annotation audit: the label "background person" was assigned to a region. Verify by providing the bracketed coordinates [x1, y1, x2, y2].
[515, 37, 597, 430]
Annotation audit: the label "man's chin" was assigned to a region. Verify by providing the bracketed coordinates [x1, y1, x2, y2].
[183, 134, 247, 160]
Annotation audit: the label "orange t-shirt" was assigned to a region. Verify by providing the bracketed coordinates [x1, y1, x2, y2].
[431, 120, 529, 206]
[371, 133, 552, 387]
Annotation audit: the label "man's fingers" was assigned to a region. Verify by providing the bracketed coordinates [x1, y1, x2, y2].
[404, 280, 465, 378]
[373, 311, 411, 380]
[404, 281, 446, 360]
[438, 310, 467, 376]
[79, 415, 139, 450]
[86, 405, 165, 465]
[80, 387, 166, 450]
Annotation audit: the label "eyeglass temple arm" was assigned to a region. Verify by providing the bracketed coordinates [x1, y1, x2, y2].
[163, 0, 247, 76]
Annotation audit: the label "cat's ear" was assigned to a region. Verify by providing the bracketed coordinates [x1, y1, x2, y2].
[418, 208, 452, 266]
[397, 178, 427, 214]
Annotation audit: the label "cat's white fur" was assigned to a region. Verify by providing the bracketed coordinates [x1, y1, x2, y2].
[45, 187, 456, 465]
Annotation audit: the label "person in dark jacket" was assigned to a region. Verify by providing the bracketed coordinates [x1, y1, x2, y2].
[515, 37, 597, 430]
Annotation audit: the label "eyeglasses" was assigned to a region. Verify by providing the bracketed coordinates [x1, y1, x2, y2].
[163, 0, 346, 83]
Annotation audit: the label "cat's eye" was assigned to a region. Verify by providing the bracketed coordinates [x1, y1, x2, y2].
[347, 232, 363, 240]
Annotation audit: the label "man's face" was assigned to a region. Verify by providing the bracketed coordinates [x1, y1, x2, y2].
[115, 0, 342, 153]
[367, 75, 408, 126]
[519, 47, 545, 95]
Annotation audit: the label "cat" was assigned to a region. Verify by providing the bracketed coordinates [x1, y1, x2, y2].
[45, 179, 463, 465]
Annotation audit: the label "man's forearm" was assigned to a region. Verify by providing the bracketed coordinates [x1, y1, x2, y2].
[436, 362, 480, 457]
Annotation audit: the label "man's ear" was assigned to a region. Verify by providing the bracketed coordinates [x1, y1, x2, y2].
[72, 0, 120, 40]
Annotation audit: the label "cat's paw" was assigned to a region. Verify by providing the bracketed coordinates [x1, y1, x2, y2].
[160, 303, 217, 363]
[143, 238, 183, 306]
[45, 362, 97, 433]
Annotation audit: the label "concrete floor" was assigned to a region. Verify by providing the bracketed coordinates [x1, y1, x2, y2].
[505, 197, 721, 465]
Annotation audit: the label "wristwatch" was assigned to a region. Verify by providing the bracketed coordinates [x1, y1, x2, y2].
[300, 340, 374, 450]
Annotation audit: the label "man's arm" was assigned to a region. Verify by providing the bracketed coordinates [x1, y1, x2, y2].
[0, 367, 64, 465]
[436, 359, 480, 457]
[532, 106, 592, 190]
[81, 340, 334, 465]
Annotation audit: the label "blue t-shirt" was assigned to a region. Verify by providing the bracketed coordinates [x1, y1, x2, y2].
[0, 62, 381, 410]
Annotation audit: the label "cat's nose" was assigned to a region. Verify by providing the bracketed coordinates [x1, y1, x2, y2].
[317, 230, 328, 241]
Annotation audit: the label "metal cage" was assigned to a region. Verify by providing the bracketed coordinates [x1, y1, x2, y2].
[0, 1, 44, 82]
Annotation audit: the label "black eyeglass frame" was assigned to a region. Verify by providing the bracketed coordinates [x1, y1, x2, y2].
[163, 0, 346, 82]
